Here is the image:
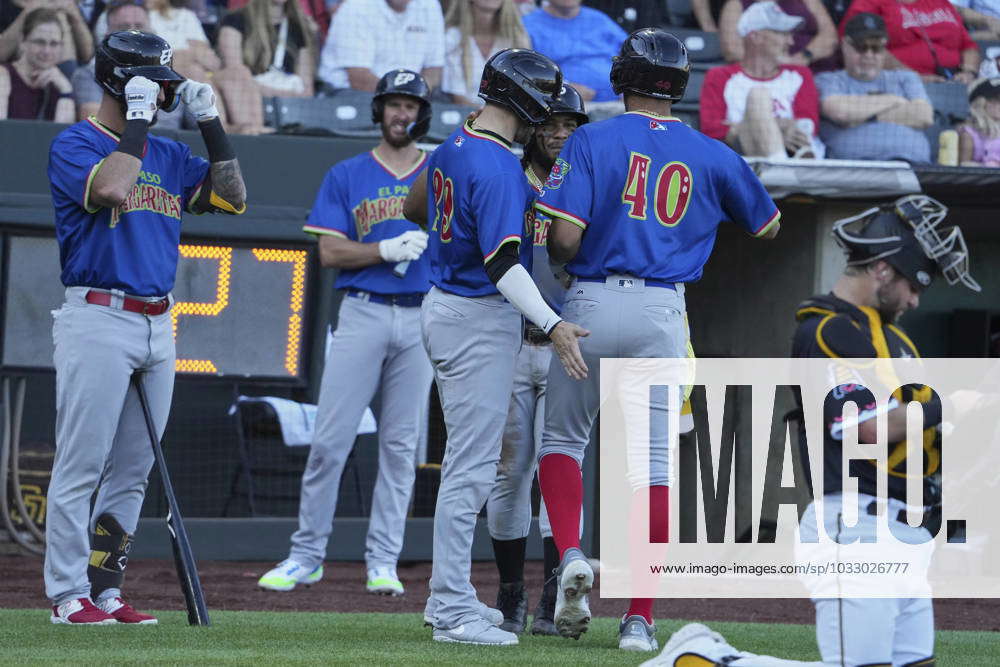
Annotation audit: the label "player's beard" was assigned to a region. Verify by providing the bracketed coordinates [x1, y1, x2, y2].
[875, 282, 906, 323]
[382, 121, 413, 149]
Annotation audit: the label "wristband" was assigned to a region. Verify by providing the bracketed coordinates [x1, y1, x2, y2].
[115, 119, 148, 160]
[57, 91, 74, 100]
[921, 394, 943, 429]
[199, 117, 235, 162]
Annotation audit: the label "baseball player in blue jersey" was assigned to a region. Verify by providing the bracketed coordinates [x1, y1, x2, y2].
[45, 30, 245, 625]
[257, 70, 435, 598]
[486, 85, 589, 637]
[533, 29, 780, 651]
[404, 48, 588, 646]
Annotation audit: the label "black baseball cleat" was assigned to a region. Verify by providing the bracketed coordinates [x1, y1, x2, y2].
[496, 582, 528, 634]
[530, 574, 559, 636]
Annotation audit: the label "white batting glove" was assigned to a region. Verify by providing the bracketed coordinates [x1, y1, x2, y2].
[124, 76, 160, 123]
[179, 80, 219, 122]
[378, 230, 428, 263]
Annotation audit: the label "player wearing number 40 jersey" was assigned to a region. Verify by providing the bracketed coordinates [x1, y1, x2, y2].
[257, 69, 435, 599]
[533, 28, 780, 651]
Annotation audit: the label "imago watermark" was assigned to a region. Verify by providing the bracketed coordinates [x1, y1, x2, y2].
[597, 358, 1000, 598]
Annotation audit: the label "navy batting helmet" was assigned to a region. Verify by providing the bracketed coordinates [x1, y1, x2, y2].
[372, 69, 432, 140]
[832, 195, 980, 292]
[95, 30, 184, 112]
[550, 83, 589, 126]
[611, 28, 690, 103]
[479, 48, 562, 125]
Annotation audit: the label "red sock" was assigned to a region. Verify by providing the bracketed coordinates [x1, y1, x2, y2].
[538, 453, 583, 558]
[627, 485, 669, 624]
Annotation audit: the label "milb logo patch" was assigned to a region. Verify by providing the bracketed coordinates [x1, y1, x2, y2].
[544, 157, 571, 190]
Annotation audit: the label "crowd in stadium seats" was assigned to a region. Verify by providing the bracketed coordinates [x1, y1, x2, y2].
[1, 0, 999, 165]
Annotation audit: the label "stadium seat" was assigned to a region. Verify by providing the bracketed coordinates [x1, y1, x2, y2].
[275, 91, 380, 138]
[426, 103, 477, 143]
[665, 0, 697, 27]
[224, 398, 366, 517]
[923, 81, 970, 125]
[666, 27, 723, 63]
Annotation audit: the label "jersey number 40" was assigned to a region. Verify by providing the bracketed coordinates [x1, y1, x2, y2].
[621, 152, 693, 227]
[430, 167, 455, 243]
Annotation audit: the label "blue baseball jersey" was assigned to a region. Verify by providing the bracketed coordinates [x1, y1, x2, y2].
[48, 117, 210, 296]
[534, 112, 779, 283]
[425, 123, 535, 298]
[526, 167, 565, 312]
[303, 150, 430, 295]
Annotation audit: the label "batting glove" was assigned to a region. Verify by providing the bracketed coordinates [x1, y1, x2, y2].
[179, 80, 219, 122]
[379, 230, 428, 263]
[124, 76, 160, 123]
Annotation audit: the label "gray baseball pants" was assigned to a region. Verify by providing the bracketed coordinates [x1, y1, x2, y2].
[288, 294, 433, 571]
[421, 286, 521, 629]
[44, 287, 175, 605]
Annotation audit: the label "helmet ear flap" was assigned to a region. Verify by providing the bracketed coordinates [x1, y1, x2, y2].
[371, 98, 384, 126]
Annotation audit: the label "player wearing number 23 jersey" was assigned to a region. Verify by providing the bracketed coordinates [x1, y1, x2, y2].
[533, 29, 780, 650]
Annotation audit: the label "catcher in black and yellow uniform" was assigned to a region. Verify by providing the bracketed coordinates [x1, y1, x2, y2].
[791, 195, 980, 667]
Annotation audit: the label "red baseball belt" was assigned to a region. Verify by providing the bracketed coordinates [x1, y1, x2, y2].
[85, 290, 170, 316]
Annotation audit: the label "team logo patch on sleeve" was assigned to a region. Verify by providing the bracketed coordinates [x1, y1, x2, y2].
[545, 157, 571, 190]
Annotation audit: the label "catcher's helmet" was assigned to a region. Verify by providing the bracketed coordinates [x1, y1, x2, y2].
[549, 83, 589, 126]
[610, 28, 690, 102]
[479, 48, 562, 125]
[95, 30, 184, 112]
[372, 69, 432, 140]
[832, 195, 980, 292]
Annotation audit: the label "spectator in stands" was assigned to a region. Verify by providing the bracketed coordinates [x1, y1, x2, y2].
[318, 0, 444, 93]
[692, 0, 728, 31]
[842, 0, 980, 82]
[817, 12, 933, 161]
[95, 0, 221, 81]
[0, 8, 74, 120]
[959, 77, 1000, 164]
[719, 0, 838, 69]
[442, 0, 529, 105]
[227, 0, 328, 44]
[701, 1, 825, 157]
[215, 0, 315, 134]
[583, 0, 668, 33]
[522, 0, 626, 102]
[0, 0, 93, 68]
[950, 0, 1000, 41]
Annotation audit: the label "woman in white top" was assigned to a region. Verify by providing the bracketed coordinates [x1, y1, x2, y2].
[442, 0, 530, 106]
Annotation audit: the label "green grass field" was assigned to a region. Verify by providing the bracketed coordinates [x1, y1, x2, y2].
[0, 610, 996, 665]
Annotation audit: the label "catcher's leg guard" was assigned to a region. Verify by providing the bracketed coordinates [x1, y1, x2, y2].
[87, 513, 133, 599]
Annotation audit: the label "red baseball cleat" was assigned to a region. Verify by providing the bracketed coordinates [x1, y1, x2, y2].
[50, 598, 117, 625]
[96, 597, 158, 624]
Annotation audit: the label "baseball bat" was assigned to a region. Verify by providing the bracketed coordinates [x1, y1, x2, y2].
[393, 260, 410, 278]
[131, 372, 211, 627]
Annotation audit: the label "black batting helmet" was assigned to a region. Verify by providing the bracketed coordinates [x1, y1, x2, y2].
[550, 83, 589, 126]
[479, 48, 562, 125]
[95, 30, 184, 112]
[832, 195, 980, 292]
[372, 69, 432, 140]
[611, 28, 690, 103]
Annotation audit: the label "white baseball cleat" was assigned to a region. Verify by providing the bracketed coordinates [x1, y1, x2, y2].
[423, 598, 503, 627]
[365, 566, 404, 596]
[619, 614, 658, 651]
[257, 559, 323, 591]
[554, 547, 593, 640]
[432, 618, 519, 646]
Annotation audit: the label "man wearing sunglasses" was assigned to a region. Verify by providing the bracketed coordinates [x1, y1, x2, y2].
[816, 12, 934, 162]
